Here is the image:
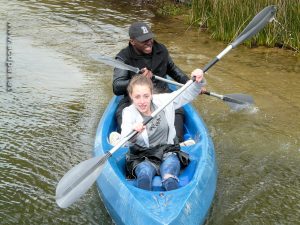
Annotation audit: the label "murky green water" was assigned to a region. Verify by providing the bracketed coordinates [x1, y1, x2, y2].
[1, 0, 299, 224]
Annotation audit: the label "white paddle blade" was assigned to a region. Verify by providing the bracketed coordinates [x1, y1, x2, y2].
[55, 155, 105, 208]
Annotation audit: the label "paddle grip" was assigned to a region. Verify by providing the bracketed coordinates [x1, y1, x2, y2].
[127, 116, 153, 142]
[143, 116, 153, 126]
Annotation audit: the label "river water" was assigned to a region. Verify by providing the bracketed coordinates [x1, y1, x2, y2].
[0, 0, 299, 224]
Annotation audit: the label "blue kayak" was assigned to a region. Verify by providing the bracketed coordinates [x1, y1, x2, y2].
[93, 95, 217, 225]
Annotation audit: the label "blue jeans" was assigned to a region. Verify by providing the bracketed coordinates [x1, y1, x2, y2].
[135, 154, 180, 191]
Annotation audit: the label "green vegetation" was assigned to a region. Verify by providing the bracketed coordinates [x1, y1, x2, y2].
[153, 0, 190, 16]
[189, 0, 300, 52]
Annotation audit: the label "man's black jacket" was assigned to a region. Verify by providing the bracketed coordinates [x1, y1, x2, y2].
[112, 40, 189, 96]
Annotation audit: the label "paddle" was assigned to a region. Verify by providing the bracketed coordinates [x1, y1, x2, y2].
[56, 5, 276, 208]
[139, 74, 254, 109]
[89, 54, 253, 109]
[152, 75, 254, 110]
[152, 78, 254, 108]
[202, 5, 276, 72]
[203, 91, 254, 110]
[56, 79, 195, 208]
[89, 54, 171, 83]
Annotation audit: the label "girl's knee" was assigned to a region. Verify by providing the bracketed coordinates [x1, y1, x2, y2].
[160, 155, 180, 176]
[135, 161, 156, 177]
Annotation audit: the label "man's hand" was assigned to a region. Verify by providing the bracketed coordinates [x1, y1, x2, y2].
[200, 87, 207, 94]
[140, 67, 153, 79]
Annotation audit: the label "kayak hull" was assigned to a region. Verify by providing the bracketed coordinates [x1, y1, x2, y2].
[93, 96, 217, 225]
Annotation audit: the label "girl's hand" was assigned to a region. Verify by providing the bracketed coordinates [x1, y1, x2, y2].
[133, 122, 146, 133]
[191, 68, 204, 83]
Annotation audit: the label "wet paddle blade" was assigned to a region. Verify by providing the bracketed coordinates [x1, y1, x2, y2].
[223, 93, 254, 104]
[224, 93, 254, 111]
[56, 154, 107, 208]
[89, 54, 140, 73]
[55, 130, 137, 208]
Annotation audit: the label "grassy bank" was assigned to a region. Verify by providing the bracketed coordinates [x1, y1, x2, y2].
[189, 0, 299, 52]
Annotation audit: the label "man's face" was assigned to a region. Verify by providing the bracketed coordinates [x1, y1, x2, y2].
[130, 38, 153, 55]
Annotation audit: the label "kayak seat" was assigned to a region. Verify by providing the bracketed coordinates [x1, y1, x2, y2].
[124, 160, 197, 191]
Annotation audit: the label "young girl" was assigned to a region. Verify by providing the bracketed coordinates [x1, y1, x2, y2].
[121, 69, 205, 191]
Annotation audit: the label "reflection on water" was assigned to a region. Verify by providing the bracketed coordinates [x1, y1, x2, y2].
[0, 0, 299, 225]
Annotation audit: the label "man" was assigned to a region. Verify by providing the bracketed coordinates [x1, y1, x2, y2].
[112, 21, 190, 143]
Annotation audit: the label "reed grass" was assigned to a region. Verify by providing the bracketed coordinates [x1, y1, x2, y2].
[189, 0, 300, 52]
[153, 0, 190, 16]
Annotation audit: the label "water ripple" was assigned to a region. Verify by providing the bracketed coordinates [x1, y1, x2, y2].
[1, 1, 300, 225]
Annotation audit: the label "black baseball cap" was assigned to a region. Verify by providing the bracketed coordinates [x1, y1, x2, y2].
[129, 22, 154, 42]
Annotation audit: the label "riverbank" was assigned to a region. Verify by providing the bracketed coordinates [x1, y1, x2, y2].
[149, 0, 299, 53]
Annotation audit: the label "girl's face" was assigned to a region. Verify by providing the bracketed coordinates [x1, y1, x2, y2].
[129, 84, 152, 115]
